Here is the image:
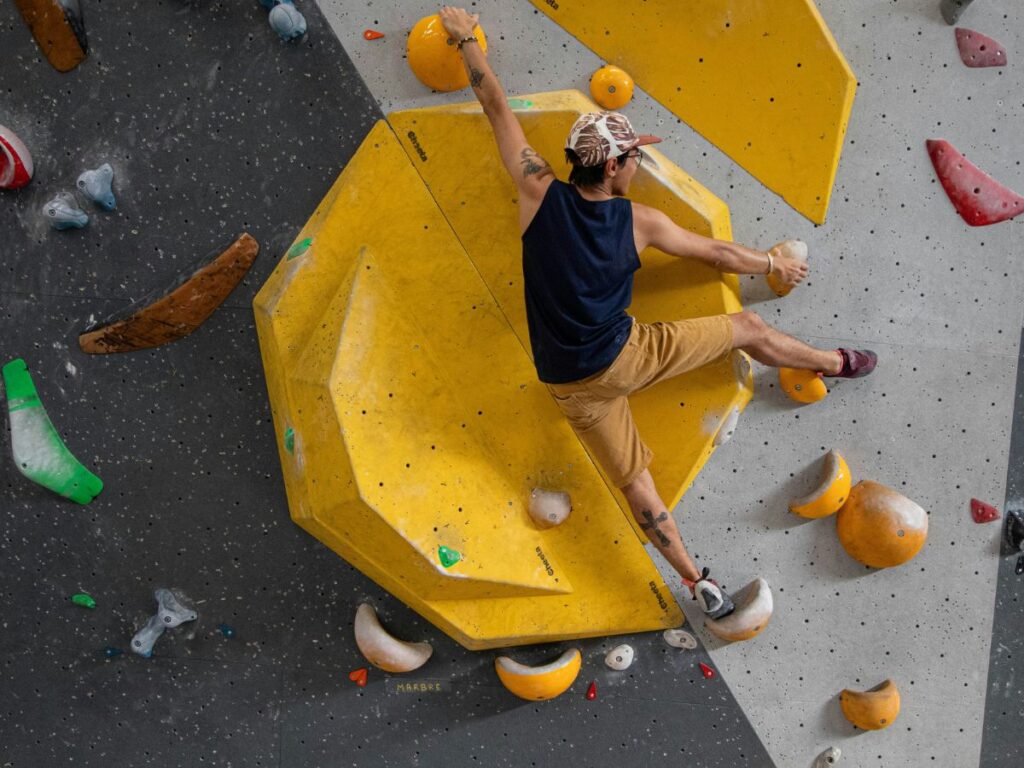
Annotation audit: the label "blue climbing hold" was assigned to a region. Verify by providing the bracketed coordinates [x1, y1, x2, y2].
[76, 163, 116, 210]
[43, 192, 88, 230]
[268, 3, 306, 41]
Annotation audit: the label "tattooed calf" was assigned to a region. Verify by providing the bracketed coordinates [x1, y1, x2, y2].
[639, 509, 672, 548]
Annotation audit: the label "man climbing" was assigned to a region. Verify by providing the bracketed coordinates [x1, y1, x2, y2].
[438, 6, 877, 619]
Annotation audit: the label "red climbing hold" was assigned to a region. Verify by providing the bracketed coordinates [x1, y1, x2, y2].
[699, 662, 715, 679]
[0, 124, 33, 190]
[585, 681, 597, 700]
[955, 28, 1007, 68]
[926, 139, 1024, 226]
[970, 498, 1000, 524]
[363, 29, 384, 41]
[349, 667, 368, 687]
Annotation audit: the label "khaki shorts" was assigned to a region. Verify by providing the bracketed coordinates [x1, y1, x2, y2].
[545, 315, 734, 488]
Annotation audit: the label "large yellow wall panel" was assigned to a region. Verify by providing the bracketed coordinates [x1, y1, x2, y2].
[389, 91, 752, 526]
[528, 1, 857, 223]
[254, 94, 753, 649]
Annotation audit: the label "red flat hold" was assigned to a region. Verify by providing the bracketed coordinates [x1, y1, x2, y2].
[971, 498, 1000, 523]
[585, 681, 597, 700]
[349, 667, 368, 687]
[926, 139, 1024, 226]
[363, 29, 384, 41]
[955, 28, 1007, 68]
[699, 662, 715, 679]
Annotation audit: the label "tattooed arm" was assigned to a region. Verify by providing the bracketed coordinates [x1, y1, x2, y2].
[439, 7, 555, 230]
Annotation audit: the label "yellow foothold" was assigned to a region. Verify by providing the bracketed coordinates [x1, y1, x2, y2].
[778, 367, 828, 404]
[589, 65, 635, 110]
[703, 578, 773, 642]
[789, 450, 851, 519]
[836, 481, 928, 568]
[839, 679, 900, 730]
[495, 648, 582, 701]
[407, 14, 489, 92]
[765, 239, 808, 297]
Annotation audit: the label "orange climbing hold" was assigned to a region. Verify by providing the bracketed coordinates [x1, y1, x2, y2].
[778, 367, 828, 404]
[407, 14, 488, 92]
[836, 481, 928, 568]
[348, 667, 368, 687]
[363, 29, 384, 41]
[589, 65, 634, 110]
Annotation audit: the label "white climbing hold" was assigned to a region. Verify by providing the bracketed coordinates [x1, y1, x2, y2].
[528, 487, 572, 528]
[662, 628, 697, 649]
[604, 644, 635, 670]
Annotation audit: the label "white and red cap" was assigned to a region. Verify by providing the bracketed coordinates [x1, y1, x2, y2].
[0, 124, 34, 190]
[565, 111, 661, 167]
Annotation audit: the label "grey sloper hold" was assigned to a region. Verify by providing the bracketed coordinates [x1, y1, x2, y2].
[76, 163, 115, 210]
[940, 0, 976, 24]
[43, 191, 88, 230]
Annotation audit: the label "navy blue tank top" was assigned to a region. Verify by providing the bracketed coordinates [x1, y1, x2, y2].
[521, 180, 640, 384]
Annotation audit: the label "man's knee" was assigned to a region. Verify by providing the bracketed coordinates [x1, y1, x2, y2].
[730, 310, 770, 347]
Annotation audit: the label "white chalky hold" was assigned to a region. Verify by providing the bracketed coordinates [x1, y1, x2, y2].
[604, 644, 634, 670]
[662, 628, 697, 649]
[815, 746, 841, 767]
[713, 407, 740, 447]
[528, 487, 572, 528]
[354, 603, 433, 673]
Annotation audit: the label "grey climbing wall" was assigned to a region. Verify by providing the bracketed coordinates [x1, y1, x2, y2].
[0, 1, 776, 766]
[979, 330, 1024, 767]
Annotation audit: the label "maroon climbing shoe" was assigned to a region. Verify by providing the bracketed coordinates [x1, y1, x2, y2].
[826, 348, 877, 379]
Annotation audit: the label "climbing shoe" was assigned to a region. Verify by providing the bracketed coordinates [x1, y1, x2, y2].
[826, 348, 877, 379]
[686, 567, 735, 620]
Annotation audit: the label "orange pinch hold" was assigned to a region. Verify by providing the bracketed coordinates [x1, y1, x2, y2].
[349, 667, 368, 687]
[363, 29, 384, 41]
[585, 681, 597, 700]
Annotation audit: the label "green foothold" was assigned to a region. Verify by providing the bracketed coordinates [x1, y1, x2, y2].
[438, 546, 461, 568]
[71, 593, 96, 609]
[286, 237, 313, 260]
[3, 359, 104, 505]
[283, 427, 295, 454]
[507, 98, 535, 109]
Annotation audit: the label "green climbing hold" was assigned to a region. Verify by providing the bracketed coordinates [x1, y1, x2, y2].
[507, 98, 535, 109]
[438, 546, 462, 568]
[283, 427, 295, 454]
[72, 593, 96, 609]
[286, 237, 313, 260]
[3, 359, 104, 504]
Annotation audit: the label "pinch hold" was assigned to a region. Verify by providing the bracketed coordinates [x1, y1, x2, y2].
[76, 163, 116, 210]
[43, 192, 88, 230]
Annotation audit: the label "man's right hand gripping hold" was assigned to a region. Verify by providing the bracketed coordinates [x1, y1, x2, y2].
[439, 6, 877, 620]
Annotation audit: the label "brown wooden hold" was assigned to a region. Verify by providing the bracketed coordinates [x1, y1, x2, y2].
[79, 232, 259, 354]
[14, 0, 89, 73]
